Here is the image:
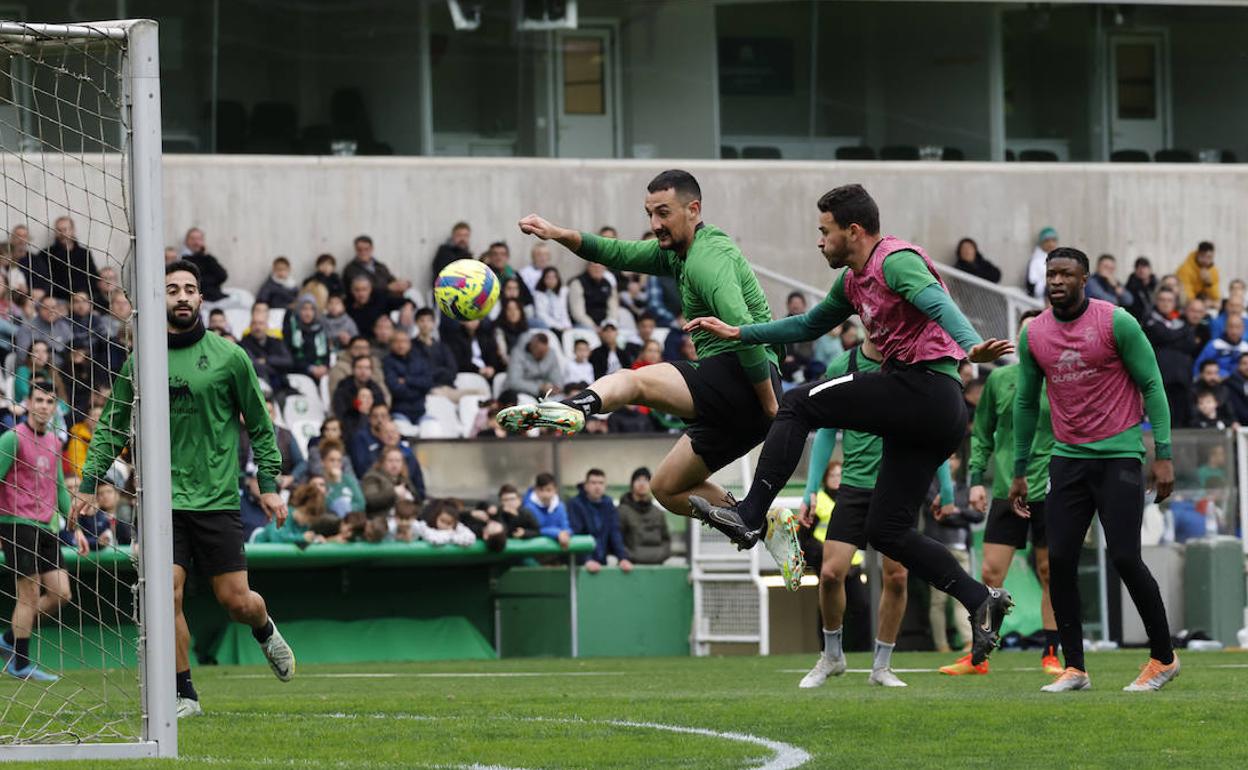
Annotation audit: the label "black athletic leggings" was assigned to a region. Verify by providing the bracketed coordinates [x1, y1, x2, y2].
[738, 364, 990, 612]
[1046, 456, 1174, 671]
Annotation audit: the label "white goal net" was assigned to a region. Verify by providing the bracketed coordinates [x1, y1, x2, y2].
[0, 20, 173, 760]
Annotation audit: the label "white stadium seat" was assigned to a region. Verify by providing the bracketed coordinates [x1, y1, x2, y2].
[283, 394, 325, 429]
[286, 373, 320, 404]
[420, 395, 461, 438]
[288, 420, 321, 457]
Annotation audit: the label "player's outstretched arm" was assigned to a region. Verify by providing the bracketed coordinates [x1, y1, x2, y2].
[519, 214, 582, 252]
[883, 251, 1014, 362]
[522, 214, 668, 276]
[685, 277, 852, 346]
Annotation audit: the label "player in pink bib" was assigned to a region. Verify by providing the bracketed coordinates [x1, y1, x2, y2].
[688, 184, 1015, 666]
[0, 379, 88, 683]
[1011, 247, 1179, 693]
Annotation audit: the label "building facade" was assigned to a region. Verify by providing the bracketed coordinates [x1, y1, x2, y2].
[26, 0, 1248, 163]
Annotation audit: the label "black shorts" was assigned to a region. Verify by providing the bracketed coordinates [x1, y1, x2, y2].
[825, 484, 920, 549]
[0, 521, 63, 577]
[983, 498, 1047, 549]
[672, 353, 782, 472]
[173, 510, 248, 577]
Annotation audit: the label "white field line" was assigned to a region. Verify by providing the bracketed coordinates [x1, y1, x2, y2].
[223, 671, 627, 680]
[208, 710, 812, 770]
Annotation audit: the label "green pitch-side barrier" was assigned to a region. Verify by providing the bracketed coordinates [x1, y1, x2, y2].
[3, 537, 603, 669]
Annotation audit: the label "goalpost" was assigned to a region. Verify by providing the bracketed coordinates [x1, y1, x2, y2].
[0, 20, 174, 759]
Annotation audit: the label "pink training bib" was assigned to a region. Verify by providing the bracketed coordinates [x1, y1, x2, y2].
[0, 422, 63, 524]
[842, 235, 965, 365]
[1026, 299, 1143, 444]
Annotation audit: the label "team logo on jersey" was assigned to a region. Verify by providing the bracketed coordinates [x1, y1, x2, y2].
[1052, 349, 1095, 384]
[35, 455, 50, 474]
[196, 354, 209, 370]
[169, 375, 194, 403]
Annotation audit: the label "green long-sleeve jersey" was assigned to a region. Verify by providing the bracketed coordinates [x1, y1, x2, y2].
[968, 364, 1053, 501]
[577, 227, 780, 383]
[1014, 307, 1172, 474]
[80, 326, 282, 511]
[802, 347, 954, 504]
[738, 251, 981, 382]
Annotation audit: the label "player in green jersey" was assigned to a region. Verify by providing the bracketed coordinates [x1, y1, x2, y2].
[941, 310, 1062, 677]
[497, 170, 803, 589]
[72, 260, 296, 718]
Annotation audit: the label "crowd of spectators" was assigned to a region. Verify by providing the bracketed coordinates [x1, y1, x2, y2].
[0, 213, 1239, 561]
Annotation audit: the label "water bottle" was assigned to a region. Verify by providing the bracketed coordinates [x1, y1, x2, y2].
[1238, 626, 1248, 649]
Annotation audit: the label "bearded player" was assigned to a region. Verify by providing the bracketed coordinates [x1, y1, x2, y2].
[73, 260, 296, 718]
[688, 184, 1015, 665]
[498, 170, 803, 589]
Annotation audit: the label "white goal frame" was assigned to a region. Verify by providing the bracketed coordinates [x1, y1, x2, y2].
[0, 18, 175, 761]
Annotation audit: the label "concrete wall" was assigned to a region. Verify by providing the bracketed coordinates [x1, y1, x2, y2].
[10, 156, 1248, 313]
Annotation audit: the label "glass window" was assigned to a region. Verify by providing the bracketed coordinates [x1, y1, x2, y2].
[562, 36, 605, 116]
[1115, 43, 1157, 121]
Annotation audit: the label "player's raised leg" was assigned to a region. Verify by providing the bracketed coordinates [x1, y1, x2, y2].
[650, 434, 728, 517]
[499, 360, 695, 435]
[211, 570, 294, 682]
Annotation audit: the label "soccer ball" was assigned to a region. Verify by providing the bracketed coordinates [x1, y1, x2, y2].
[434, 259, 500, 321]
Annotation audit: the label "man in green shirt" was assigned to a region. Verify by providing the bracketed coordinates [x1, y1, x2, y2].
[497, 170, 803, 590]
[71, 260, 297, 718]
[1012, 247, 1178, 693]
[941, 310, 1062, 678]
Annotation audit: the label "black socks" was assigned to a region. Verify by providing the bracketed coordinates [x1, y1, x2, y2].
[562, 389, 603, 418]
[251, 618, 275, 644]
[12, 637, 29, 670]
[176, 669, 198, 701]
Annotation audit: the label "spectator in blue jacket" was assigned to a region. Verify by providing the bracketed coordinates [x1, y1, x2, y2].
[567, 468, 633, 574]
[523, 472, 570, 550]
[1193, 314, 1248, 379]
[349, 402, 392, 477]
[61, 480, 132, 550]
[383, 332, 433, 427]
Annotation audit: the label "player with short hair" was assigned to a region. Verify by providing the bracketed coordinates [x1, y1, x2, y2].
[499, 170, 804, 589]
[687, 184, 1015, 664]
[940, 309, 1063, 677]
[0, 378, 88, 682]
[797, 337, 955, 689]
[1011, 247, 1179, 693]
[73, 260, 296, 718]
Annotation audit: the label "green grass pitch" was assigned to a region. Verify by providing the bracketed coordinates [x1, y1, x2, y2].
[4, 651, 1247, 769]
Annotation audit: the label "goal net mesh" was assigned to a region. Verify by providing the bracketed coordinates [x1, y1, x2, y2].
[0, 21, 142, 745]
